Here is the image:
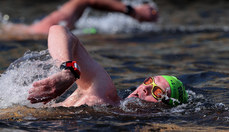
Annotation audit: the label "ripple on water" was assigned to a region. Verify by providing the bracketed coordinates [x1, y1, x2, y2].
[0, 31, 228, 131]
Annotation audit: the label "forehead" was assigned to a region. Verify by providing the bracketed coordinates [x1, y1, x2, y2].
[153, 76, 170, 91]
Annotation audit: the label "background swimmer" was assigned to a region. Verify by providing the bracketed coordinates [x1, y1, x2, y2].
[1, 0, 158, 36]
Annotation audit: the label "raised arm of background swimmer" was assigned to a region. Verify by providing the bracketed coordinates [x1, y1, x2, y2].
[29, 0, 158, 34]
[28, 25, 118, 104]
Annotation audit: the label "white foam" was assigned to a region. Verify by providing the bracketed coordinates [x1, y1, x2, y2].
[119, 97, 145, 112]
[0, 50, 59, 108]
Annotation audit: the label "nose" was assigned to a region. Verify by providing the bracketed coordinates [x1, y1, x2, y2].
[142, 85, 152, 95]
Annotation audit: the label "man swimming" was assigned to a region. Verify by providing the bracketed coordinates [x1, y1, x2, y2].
[1, 0, 158, 36]
[27, 25, 188, 107]
[29, 0, 158, 34]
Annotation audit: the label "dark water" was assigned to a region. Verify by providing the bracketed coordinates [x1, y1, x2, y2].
[0, 0, 229, 131]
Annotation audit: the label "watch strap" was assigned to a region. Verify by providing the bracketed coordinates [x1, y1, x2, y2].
[60, 61, 81, 79]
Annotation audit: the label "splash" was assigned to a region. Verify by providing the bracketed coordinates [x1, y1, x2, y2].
[0, 50, 59, 108]
[119, 89, 229, 118]
[73, 0, 159, 34]
[75, 12, 159, 34]
[120, 97, 147, 112]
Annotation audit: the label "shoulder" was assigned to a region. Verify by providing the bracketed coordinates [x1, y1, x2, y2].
[57, 89, 120, 107]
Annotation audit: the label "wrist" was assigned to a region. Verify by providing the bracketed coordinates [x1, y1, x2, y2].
[124, 5, 136, 16]
[60, 61, 81, 80]
[62, 69, 76, 81]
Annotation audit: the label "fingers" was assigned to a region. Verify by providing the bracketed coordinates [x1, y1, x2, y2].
[147, 5, 158, 21]
[28, 79, 55, 104]
[28, 92, 54, 104]
[43, 99, 52, 105]
[29, 80, 48, 94]
[29, 84, 51, 94]
[28, 96, 51, 104]
[150, 9, 158, 21]
[32, 78, 50, 87]
[151, 8, 157, 16]
[134, 4, 158, 22]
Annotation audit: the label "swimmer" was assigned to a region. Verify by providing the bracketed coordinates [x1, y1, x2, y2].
[29, 0, 158, 34]
[1, 0, 158, 36]
[28, 25, 188, 107]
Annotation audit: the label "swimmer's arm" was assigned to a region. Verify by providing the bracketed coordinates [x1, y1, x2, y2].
[87, 0, 128, 14]
[87, 0, 158, 22]
[28, 25, 117, 104]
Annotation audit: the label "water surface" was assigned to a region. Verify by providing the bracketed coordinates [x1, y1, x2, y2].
[0, 0, 229, 131]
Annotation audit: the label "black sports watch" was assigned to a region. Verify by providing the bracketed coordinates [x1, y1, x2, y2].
[60, 61, 81, 79]
[125, 5, 135, 15]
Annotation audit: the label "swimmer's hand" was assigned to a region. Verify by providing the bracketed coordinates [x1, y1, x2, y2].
[133, 4, 158, 22]
[28, 70, 76, 104]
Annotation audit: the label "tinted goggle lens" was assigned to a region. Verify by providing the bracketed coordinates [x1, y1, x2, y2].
[143, 77, 153, 85]
[152, 86, 164, 99]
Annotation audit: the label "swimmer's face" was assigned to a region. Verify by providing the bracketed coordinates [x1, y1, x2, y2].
[127, 76, 171, 103]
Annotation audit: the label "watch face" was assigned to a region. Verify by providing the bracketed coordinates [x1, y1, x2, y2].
[74, 63, 77, 68]
[72, 61, 80, 70]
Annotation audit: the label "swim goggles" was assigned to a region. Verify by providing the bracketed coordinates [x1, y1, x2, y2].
[143, 77, 165, 100]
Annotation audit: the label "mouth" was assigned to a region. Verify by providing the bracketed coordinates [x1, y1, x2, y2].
[133, 94, 139, 97]
[128, 93, 139, 98]
[131, 93, 140, 98]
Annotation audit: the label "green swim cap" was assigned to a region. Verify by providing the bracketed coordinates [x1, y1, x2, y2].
[162, 75, 188, 106]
